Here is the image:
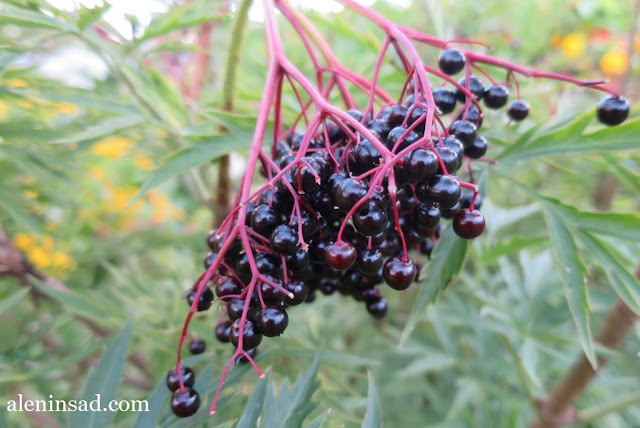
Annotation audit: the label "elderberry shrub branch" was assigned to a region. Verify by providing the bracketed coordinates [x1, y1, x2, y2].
[166, 0, 631, 418]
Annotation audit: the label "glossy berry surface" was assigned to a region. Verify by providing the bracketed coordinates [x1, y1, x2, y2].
[357, 248, 384, 275]
[284, 279, 308, 305]
[456, 75, 485, 101]
[366, 297, 388, 319]
[453, 208, 486, 239]
[230, 318, 263, 350]
[438, 48, 466, 75]
[166, 366, 195, 392]
[464, 135, 488, 159]
[383, 256, 417, 290]
[483, 84, 509, 109]
[507, 100, 530, 121]
[449, 120, 477, 147]
[416, 175, 461, 209]
[326, 241, 357, 270]
[186, 287, 214, 312]
[270, 225, 299, 255]
[596, 96, 630, 126]
[215, 320, 232, 343]
[433, 87, 457, 114]
[257, 306, 289, 337]
[171, 388, 200, 418]
[188, 338, 206, 355]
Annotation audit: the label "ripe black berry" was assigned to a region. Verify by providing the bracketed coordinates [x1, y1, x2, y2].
[433, 87, 457, 114]
[357, 248, 384, 275]
[270, 225, 299, 256]
[257, 306, 289, 337]
[215, 276, 243, 298]
[438, 48, 466, 75]
[596, 96, 630, 126]
[166, 366, 195, 392]
[326, 241, 357, 271]
[203, 252, 217, 269]
[335, 178, 368, 211]
[483, 84, 509, 109]
[284, 279, 308, 306]
[449, 120, 477, 147]
[387, 104, 408, 127]
[383, 256, 417, 290]
[186, 287, 214, 312]
[453, 208, 486, 239]
[464, 135, 488, 159]
[456, 75, 485, 101]
[259, 274, 287, 305]
[435, 146, 460, 175]
[404, 148, 439, 182]
[443, 136, 464, 169]
[215, 320, 232, 343]
[251, 204, 282, 236]
[413, 203, 441, 232]
[354, 200, 387, 236]
[507, 100, 530, 121]
[188, 338, 206, 355]
[227, 298, 259, 322]
[366, 297, 388, 319]
[171, 387, 200, 418]
[286, 248, 311, 272]
[416, 175, 462, 209]
[230, 318, 263, 350]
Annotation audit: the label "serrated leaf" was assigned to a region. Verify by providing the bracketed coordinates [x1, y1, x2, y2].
[51, 115, 146, 144]
[578, 232, 640, 315]
[67, 323, 133, 428]
[544, 209, 596, 367]
[0, 3, 77, 32]
[0, 287, 30, 314]
[237, 372, 268, 428]
[400, 227, 468, 344]
[361, 371, 381, 428]
[262, 353, 321, 428]
[130, 130, 253, 204]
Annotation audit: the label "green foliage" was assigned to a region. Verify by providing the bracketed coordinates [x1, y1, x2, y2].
[0, 1, 639, 428]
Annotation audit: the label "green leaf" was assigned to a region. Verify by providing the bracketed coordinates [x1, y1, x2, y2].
[237, 372, 268, 428]
[400, 227, 468, 345]
[305, 410, 331, 428]
[578, 232, 640, 316]
[132, 373, 170, 428]
[0, 3, 77, 32]
[130, 129, 254, 204]
[67, 323, 133, 428]
[361, 371, 381, 428]
[567, 211, 640, 241]
[261, 353, 321, 428]
[0, 287, 30, 314]
[51, 115, 146, 144]
[30, 278, 123, 327]
[544, 209, 596, 367]
[76, 3, 110, 30]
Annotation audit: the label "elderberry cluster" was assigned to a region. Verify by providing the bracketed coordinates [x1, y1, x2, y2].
[166, 46, 631, 418]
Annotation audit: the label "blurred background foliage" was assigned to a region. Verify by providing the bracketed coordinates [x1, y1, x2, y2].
[0, 0, 639, 427]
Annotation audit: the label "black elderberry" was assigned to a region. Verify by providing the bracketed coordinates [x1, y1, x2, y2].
[357, 248, 384, 275]
[227, 298, 259, 322]
[456, 75, 485, 101]
[186, 287, 214, 312]
[366, 296, 388, 319]
[449, 120, 477, 147]
[270, 225, 299, 256]
[171, 387, 200, 418]
[166, 366, 195, 392]
[596, 96, 630, 126]
[230, 318, 263, 350]
[443, 136, 465, 169]
[326, 241, 357, 271]
[367, 118, 391, 139]
[438, 48, 466, 75]
[354, 200, 388, 236]
[507, 100, 530, 121]
[215, 320, 232, 343]
[453, 208, 486, 239]
[435, 146, 460, 175]
[416, 175, 461, 209]
[433, 87, 457, 114]
[335, 178, 368, 211]
[251, 204, 282, 236]
[259, 273, 287, 305]
[286, 248, 311, 272]
[257, 306, 289, 337]
[350, 140, 382, 174]
[404, 148, 439, 182]
[383, 256, 417, 290]
[255, 252, 281, 274]
[189, 338, 206, 355]
[483, 84, 509, 109]
[387, 104, 408, 127]
[215, 276, 243, 298]
[413, 203, 441, 231]
[464, 135, 488, 159]
[284, 279, 308, 306]
[203, 252, 217, 269]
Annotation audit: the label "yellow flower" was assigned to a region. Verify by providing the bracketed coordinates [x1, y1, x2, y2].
[561, 32, 586, 58]
[91, 136, 133, 159]
[28, 246, 51, 268]
[8, 79, 28, 88]
[25, 190, 38, 198]
[56, 102, 78, 115]
[41, 235, 55, 251]
[52, 251, 73, 269]
[600, 49, 628, 76]
[13, 232, 36, 250]
[134, 154, 153, 170]
[0, 101, 6, 118]
[88, 165, 105, 180]
[551, 34, 562, 48]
